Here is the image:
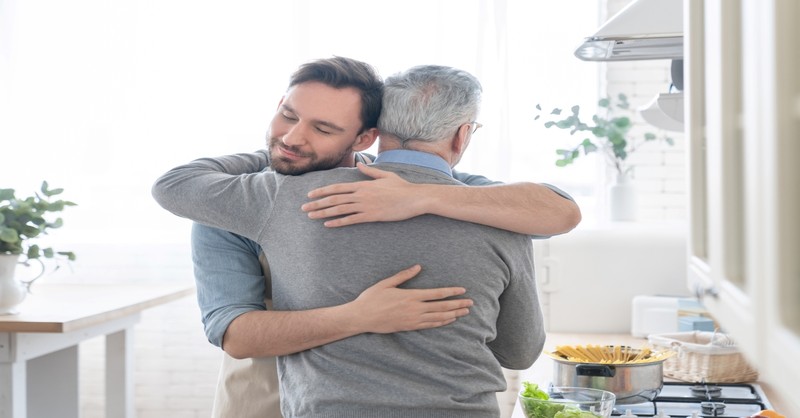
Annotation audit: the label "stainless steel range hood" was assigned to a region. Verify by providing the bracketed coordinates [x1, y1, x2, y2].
[575, 0, 683, 62]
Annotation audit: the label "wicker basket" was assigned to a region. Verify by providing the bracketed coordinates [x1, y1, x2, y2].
[647, 331, 759, 383]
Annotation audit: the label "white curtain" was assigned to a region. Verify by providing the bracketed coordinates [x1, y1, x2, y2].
[0, 0, 598, 279]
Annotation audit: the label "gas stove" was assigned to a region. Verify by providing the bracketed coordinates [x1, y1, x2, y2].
[610, 382, 772, 417]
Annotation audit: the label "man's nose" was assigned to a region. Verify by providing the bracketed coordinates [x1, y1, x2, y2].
[281, 124, 308, 147]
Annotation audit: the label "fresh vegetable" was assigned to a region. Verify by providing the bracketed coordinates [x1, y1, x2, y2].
[520, 398, 566, 418]
[521, 382, 550, 400]
[519, 382, 603, 418]
[554, 409, 603, 418]
[519, 382, 565, 418]
[753, 410, 785, 418]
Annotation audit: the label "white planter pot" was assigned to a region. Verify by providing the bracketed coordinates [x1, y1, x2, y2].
[608, 173, 637, 221]
[0, 254, 43, 315]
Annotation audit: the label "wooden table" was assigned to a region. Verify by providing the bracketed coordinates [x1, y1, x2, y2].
[0, 283, 195, 418]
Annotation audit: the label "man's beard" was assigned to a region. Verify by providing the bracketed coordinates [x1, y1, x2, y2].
[268, 136, 353, 175]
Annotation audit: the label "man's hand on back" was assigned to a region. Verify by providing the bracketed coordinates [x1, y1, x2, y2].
[302, 163, 428, 227]
[348, 264, 473, 333]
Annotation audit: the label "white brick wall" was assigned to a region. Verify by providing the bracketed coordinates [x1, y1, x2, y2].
[602, 0, 688, 223]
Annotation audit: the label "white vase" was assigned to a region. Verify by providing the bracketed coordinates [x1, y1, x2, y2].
[0, 254, 42, 315]
[608, 172, 637, 221]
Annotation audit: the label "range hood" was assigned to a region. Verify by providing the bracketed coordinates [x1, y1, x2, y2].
[575, 0, 683, 62]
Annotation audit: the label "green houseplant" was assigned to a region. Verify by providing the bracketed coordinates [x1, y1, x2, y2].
[536, 93, 674, 177]
[0, 181, 76, 313]
[536, 94, 675, 221]
[0, 181, 77, 262]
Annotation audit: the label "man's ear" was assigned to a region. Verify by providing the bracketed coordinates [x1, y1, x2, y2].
[452, 123, 471, 156]
[352, 127, 379, 152]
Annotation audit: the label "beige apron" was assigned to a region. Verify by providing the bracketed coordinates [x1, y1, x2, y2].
[211, 251, 283, 418]
[211, 353, 282, 418]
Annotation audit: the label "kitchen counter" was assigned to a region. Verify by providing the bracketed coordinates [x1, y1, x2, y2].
[509, 333, 790, 417]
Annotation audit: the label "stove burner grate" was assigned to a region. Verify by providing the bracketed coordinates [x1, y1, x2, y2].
[609, 381, 771, 417]
[691, 384, 723, 398]
[700, 401, 726, 415]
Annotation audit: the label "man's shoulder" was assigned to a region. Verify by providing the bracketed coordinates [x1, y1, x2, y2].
[286, 166, 364, 184]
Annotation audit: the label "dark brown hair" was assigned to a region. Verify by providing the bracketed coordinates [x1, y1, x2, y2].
[289, 56, 383, 134]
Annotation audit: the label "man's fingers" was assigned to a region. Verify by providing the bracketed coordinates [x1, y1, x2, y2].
[307, 182, 364, 199]
[306, 202, 360, 219]
[377, 265, 423, 288]
[356, 162, 392, 179]
[423, 299, 473, 313]
[322, 214, 368, 228]
[417, 318, 458, 329]
[410, 286, 467, 301]
[416, 307, 472, 329]
[302, 194, 355, 212]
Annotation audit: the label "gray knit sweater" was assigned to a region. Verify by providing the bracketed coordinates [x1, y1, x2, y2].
[152, 150, 545, 418]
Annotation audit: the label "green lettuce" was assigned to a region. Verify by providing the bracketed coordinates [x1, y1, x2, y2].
[521, 382, 550, 400]
[554, 409, 602, 418]
[520, 382, 565, 418]
[519, 382, 602, 418]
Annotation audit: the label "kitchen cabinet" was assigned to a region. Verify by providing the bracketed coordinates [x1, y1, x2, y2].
[684, 0, 800, 414]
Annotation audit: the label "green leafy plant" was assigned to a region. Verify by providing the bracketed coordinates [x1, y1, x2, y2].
[0, 181, 77, 262]
[536, 93, 674, 176]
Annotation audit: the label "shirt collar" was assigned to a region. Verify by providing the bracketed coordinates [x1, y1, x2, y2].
[373, 149, 453, 177]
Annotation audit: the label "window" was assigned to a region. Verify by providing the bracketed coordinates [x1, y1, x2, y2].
[0, 0, 598, 278]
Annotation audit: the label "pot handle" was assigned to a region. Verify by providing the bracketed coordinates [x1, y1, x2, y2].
[575, 364, 616, 377]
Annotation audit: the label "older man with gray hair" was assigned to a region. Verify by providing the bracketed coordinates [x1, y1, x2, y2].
[153, 64, 546, 418]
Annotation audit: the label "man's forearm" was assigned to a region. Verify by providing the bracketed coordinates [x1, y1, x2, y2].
[419, 182, 581, 236]
[152, 150, 273, 240]
[303, 165, 580, 236]
[222, 304, 359, 358]
[221, 265, 472, 358]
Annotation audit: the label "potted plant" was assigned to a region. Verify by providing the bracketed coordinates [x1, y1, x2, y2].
[536, 93, 674, 220]
[0, 181, 76, 314]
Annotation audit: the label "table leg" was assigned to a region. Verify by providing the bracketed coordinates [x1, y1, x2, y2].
[106, 327, 135, 418]
[0, 360, 26, 418]
[27, 345, 79, 418]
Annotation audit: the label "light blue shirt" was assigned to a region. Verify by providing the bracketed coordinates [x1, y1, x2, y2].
[374, 149, 453, 177]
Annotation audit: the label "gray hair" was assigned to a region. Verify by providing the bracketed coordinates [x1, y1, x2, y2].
[378, 65, 482, 145]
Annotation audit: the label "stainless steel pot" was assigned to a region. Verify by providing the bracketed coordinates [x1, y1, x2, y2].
[551, 358, 665, 405]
